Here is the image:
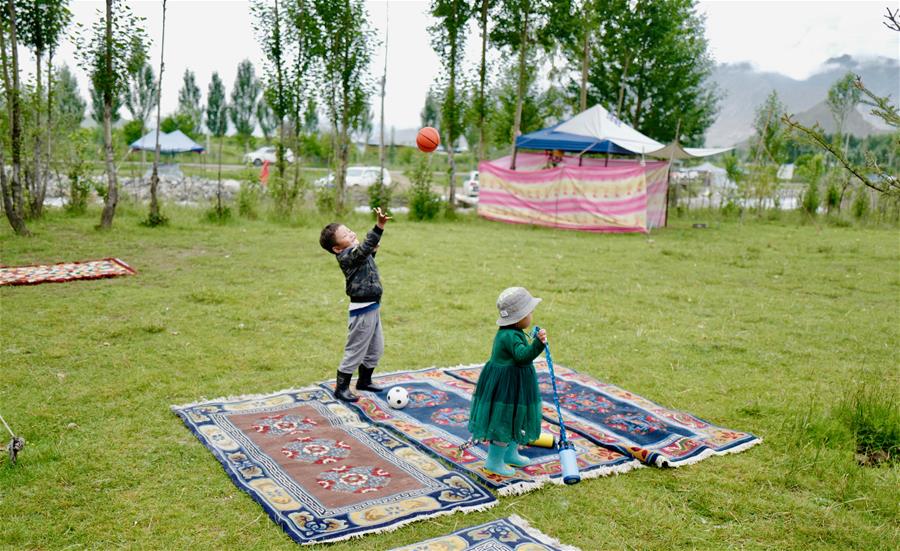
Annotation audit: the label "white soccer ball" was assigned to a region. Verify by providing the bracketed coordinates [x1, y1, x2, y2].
[387, 386, 409, 409]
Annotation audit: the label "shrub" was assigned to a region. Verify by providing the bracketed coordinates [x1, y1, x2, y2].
[851, 186, 869, 220]
[406, 158, 441, 221]
[801, 181, 820, 216]
[269, 174, 302, 218]
[315, 185, 338, 215]
[368, 176, 392, 214]
[238, 180, 261, 219]
[824, 178, 841, 213]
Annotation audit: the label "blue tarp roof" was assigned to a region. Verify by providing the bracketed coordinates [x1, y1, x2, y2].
[130, 129, 204, 154]
[515, 124, 633, 155]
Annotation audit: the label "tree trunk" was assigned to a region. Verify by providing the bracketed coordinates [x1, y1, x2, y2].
[148, 0, 167, 224]
[216, 136, 223, 213]
[44, 51, 54, 213]
[99, 0, 118, 229]
[378, 3, 388, 190]
[509, 12, 529, 170]
[447, 10, 457, 208]
[477, 0, 488, 162]
[29, 48, 43, 219]
[274, 0, 286, 179]
[0, 2, 31, 235]
[615, 55, 630, 118]
[580, 26, 590, 112]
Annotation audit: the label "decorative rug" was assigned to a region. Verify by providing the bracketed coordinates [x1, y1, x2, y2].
[172, 387, 496, 545]
[388, 514, 581, 551]
[320, 368, 640, 495]
[446, 362, 761, 467]
[0, 258, 136, 286]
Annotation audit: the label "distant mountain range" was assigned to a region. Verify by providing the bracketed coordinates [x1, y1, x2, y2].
[704, 55, 899, 147]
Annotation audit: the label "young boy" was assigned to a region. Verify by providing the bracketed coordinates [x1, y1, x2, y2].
[319, 207, 392, 402]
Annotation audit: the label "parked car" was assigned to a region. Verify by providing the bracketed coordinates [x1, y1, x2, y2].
[463, 171, 479, 196]
[243, 146, 295, 166]
[314, 166, 392, 188]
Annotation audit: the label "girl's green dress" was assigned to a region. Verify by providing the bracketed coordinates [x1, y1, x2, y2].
[467, 327, 545, 444]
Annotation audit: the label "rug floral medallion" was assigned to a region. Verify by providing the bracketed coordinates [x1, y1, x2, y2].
[172, 388, 496, 545]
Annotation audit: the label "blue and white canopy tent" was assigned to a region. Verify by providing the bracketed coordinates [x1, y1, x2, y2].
[130, 129, 205, 154]
[130, 130, 205, 178]
[516, 104, 732, 161]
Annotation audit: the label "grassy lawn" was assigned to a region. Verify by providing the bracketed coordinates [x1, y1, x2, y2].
[1, 206, 897, 550]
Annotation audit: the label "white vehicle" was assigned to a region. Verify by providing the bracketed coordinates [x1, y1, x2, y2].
[463, 171, 479, 196]
[243, 146, 295, 166]
[315, 166, 392, 188]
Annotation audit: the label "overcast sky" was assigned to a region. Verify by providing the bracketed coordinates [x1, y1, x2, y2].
[40, 0, 900, 131]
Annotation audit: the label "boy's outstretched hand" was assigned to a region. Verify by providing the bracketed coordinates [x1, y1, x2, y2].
[374, 207, 393, 229]
[536, 328, 547, 344]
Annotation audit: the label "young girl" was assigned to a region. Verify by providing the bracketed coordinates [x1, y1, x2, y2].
[467, 287, 548, 476]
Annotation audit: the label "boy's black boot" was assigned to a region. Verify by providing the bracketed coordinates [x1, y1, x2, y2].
[355, 365, 385, 392]
[335, 371, 359, 402]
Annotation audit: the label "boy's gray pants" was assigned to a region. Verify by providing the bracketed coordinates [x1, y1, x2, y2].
[338, 307, 383, 375]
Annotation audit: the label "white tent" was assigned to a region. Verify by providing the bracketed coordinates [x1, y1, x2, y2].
[553, 104, 732, 160]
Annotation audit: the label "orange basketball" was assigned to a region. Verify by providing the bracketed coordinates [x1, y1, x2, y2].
[416, 127, 440, 153]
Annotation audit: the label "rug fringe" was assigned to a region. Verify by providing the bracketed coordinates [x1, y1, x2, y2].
[655, 437, 763, 467]
[170, 386, 322, 411]
[298, 500, 498, 546]
[507, 514, 583, 551]
[495, 458, 642, 496]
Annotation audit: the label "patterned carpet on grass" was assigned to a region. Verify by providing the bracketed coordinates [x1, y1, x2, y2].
[388, 514, 581, 551]
[446, 361, 761, 467]
[0, 258, 136, 286]
[172, 388, 496, 545]
[320, 368, 640, 496]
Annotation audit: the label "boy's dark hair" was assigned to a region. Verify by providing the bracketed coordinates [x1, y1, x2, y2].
[319, 222, 342, 253]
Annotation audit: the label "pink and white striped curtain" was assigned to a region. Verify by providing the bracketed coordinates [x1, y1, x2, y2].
[477, 153, 669, 233]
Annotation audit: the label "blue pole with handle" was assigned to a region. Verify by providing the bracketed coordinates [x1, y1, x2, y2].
[533, 326, 581, 485]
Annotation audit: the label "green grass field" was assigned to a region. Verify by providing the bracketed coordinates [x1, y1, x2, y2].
[1, 206, 897, 550]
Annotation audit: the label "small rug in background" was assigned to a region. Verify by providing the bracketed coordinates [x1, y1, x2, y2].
[0, 258, 136, 286]
[172, 388, 496, 545]
[388, 514, 581, 551]
[446, 362, 761, 467]
[320, 368, 640, 496]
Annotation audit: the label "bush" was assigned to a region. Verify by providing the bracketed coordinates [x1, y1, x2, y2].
[315, 185, 338, 215]
[367, 177, 392, 214]
[825, 178, 841, 213]
[801, 181, 820, 216]
[238, 180, 261, 219]
[268, 174, 303, 218]
[122, 120, 145, 146]
[406, 158, 441, 221]
[204, 204, 232, 223]
[851, 187, 869, 220]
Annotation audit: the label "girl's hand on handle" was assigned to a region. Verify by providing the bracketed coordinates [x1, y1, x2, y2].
[537, 328, 547, 344]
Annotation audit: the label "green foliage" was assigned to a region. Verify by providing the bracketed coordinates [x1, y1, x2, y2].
[205, 73, 228, 137]
[367, 178, 392, 214]
[314, 185, 338, 215]
[407, 158, 441, 220]
[420, 86, 441, 129]
[825, 177, 842, 213]
[125, 62, 156, 126]
[62, 128, 94, 215]
[53, 63, 86, 131]
[268, 174, 302, 218]
[429, 0, 471, 150]
[827, 72, 861, 143]
[486, 61, 560, 149]
[89, 79, 122, 125]
[204, 203, 232, 224]
[852, 186, 870, 219]
[801, 181, 820, 216]
[177, 69, 202, 136]
[122, 119, 144, 145]
[230, 60, 261, 148]
[238, 180, 262, 219]
[752, 90, 788, 165]
[256, 99, 277, 141]
[140, 211, 169, 228]
[75, 2, 149, 121]
[583, 0, 718, 145]
[160, 112, 196, 138]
